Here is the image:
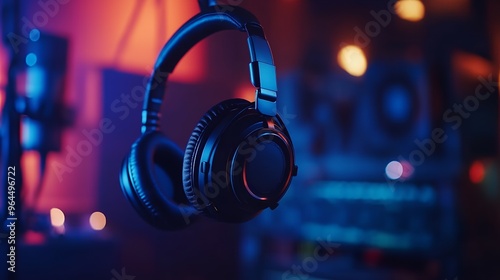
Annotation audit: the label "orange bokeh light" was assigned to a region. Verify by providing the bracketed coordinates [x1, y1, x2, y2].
[395, 0, 425, 22]
[50, 208, 65, 227]
[338, 45, 367, 77]
[89, 211, 107, 230]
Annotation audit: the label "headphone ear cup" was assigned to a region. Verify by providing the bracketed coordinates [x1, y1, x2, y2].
[183, 98, 297, 223]
[183, 99, 250, 213]
[120, 131, 198, 230]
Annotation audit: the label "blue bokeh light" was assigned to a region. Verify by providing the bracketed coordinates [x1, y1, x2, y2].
[25, 53, 37, 67]
[29, 29, 40, 41]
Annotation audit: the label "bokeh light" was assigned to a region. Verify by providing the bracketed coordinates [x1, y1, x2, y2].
[385, 161, 404, 180]
[29, 29, 40, 41]
[50, 208, 65, 227]
[89, 211, 107, 230]
[25, 53, 37, 67]
[395, 0, 425, 22]
[338, 45, 367, 77]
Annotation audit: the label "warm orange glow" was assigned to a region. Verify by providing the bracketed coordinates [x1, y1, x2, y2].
[469, 160, 485, 184]
[50, 208, 65, 227]
[164, 1, 205, 82]
[103, 0, 204, 81]
[89, 211, 106, 230]
[338, 45, 367, 77]
[40, 0, 205, 81]
[0, 89, 4, 111]
[235, 83, 256, 101]
[21, 151, 41, 206]
[453, 52, 493, 78]
[395, 0, 425, 22]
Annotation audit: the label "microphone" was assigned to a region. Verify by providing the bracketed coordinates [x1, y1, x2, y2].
[18, 31, 70, 154]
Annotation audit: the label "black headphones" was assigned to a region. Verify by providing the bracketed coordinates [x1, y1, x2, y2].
[119, 5, 297, 230]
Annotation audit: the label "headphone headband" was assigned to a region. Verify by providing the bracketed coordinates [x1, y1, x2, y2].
[142, 6, 278, 133]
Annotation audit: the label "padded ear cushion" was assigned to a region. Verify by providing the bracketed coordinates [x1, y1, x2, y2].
[183, 99, 250, 212]
[120, 131, 198, 230]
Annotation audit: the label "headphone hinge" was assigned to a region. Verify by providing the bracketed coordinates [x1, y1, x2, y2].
[255, 88, 277, 117]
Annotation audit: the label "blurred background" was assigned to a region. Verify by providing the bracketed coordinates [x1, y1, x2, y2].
[0, 0, 499, 279]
